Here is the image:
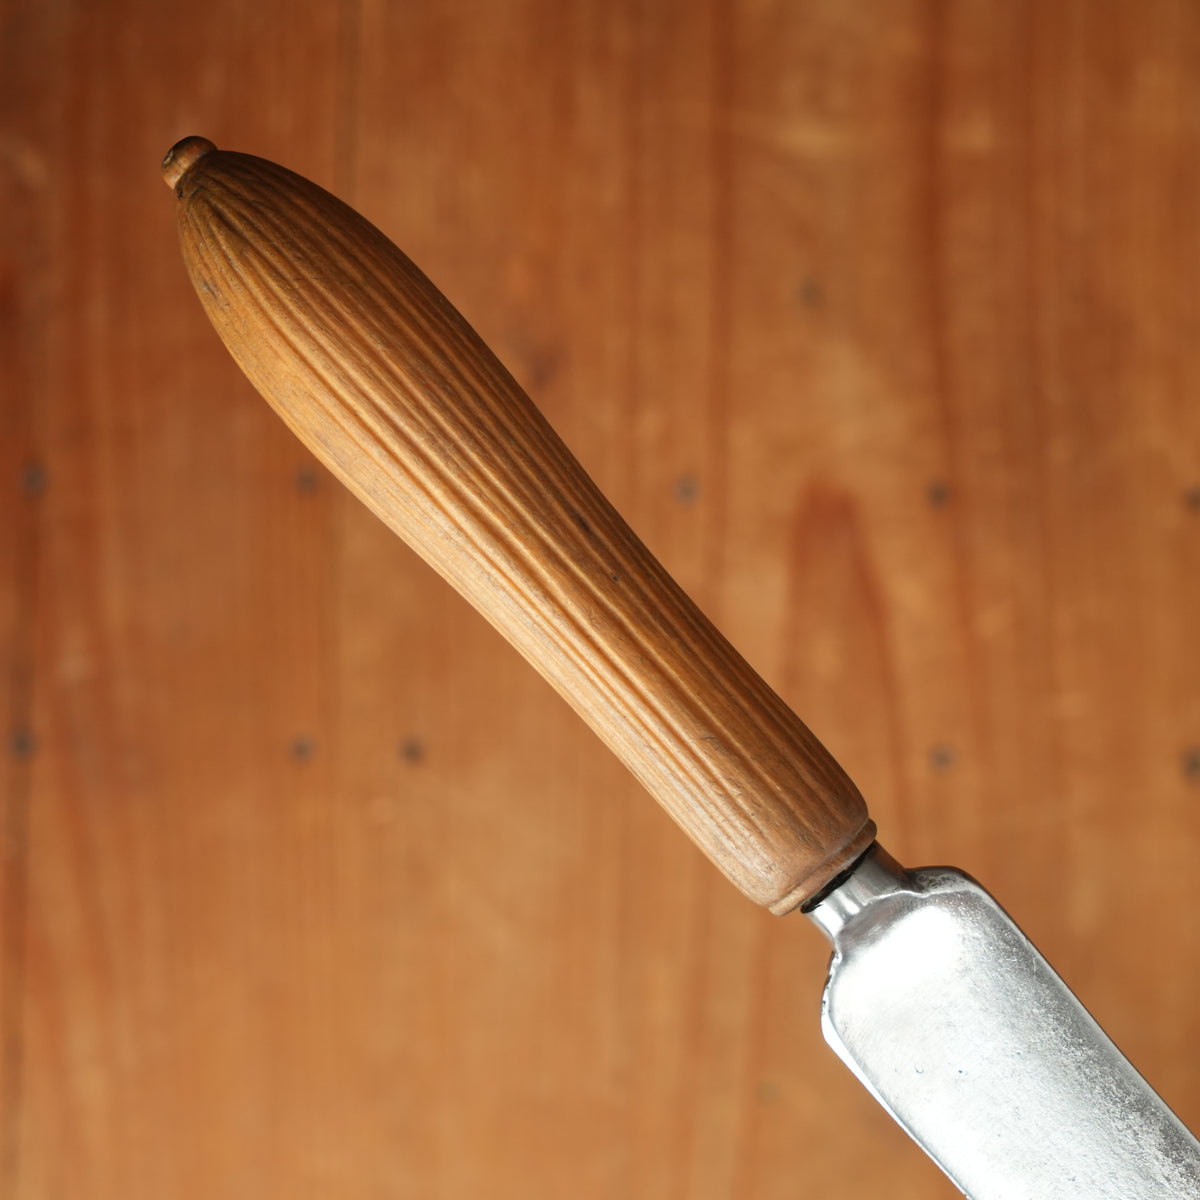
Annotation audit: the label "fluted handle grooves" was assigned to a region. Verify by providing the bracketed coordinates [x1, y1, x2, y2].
[170, 141, 875, 912]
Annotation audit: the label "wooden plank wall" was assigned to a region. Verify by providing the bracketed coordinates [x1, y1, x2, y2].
[3, 2, 1199, 1196]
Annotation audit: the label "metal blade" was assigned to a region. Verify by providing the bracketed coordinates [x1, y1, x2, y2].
[806, 845, 1200, 1198]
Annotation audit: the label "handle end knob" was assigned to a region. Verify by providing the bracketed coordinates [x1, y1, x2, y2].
[162, 136, 217, 190]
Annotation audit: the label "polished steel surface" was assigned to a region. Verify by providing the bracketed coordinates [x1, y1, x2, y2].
[807, 844, 1200, 1198]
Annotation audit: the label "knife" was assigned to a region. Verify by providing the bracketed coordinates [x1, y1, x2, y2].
[162, 136, 1200, 1198]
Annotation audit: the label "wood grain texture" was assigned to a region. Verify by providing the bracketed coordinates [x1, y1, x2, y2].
[3, 1, 1200, 1198]
[169, 143, 875, 912]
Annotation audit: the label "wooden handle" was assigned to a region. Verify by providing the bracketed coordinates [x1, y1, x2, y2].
[163, 136, 875, 912]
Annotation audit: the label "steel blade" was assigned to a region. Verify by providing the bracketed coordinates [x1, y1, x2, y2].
[807, 845, 1200, 1198]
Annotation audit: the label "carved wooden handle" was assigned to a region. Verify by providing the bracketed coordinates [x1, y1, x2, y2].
[163, 136, 875, 912]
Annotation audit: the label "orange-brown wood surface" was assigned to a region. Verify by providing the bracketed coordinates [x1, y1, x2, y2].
[3, 2, 1200, 1197]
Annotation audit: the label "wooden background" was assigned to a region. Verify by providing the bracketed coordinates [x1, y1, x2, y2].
[3, 1, 1200, 1196]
